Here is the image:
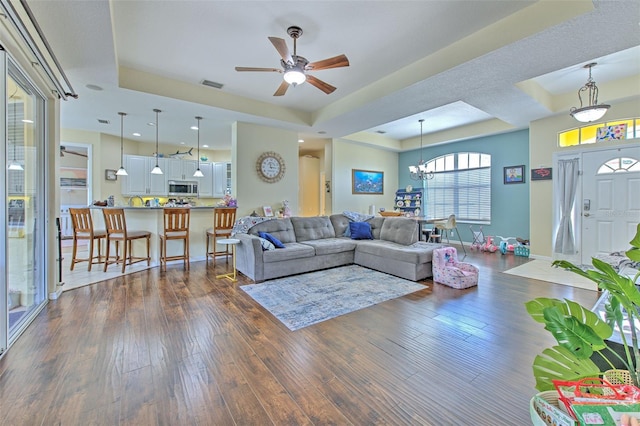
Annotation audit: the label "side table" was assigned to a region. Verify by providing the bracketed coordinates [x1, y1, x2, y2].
[215, 238, 240, 282]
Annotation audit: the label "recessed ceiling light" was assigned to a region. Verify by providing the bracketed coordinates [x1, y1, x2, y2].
[298, 139, 304, 143]
[180, 142, 185, 145]
[190, 126, 198, 130]
[22, 119, 33, 123]
[132, 132, 141, 137]
[85, 84, 103, 91]
[147, 122, 155, 126]
[202, 144, 209, 148]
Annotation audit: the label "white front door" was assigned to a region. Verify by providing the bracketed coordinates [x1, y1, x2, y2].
[581, 146, 640, 264]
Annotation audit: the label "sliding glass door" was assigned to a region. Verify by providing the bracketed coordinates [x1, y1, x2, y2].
[1, 52, 47, 354]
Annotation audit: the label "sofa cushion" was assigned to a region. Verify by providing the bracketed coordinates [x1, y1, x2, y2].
[330, 214, 350, 237]
[379, 217, 418, 245]
[248, 218, 296, 243]
[262, 242, 315, 263]
[258, 232, 285, 248]
[368, 217, 385, 239]
[301, 238, 358, 255]
[356, 240, 436, 264]
[291, 216, 336, 242]
[350, 222, 373, 240]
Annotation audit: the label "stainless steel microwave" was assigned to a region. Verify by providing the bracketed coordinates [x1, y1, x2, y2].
[168, 180, 198, 196]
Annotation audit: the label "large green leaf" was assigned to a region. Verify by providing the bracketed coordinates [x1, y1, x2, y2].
[533, 345, 601, 391]
[543, 306, 608, 358]
[525, 297, 565, 323]
[629, 224, 640, 249]
[525, 298, 612, 339]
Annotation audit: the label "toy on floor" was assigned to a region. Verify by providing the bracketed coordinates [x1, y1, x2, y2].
[432, 246, 479, 289]
[495, 236, 518, 255]
[469, 225, 485, 251]
[479, 235, 498, 253]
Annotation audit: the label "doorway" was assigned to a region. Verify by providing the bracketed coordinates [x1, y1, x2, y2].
[553, 145, 640, 265]
[59, 143, 90, 238]
[580, 147, 640, 264]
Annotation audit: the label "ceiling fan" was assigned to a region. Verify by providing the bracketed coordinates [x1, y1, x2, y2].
[235, 26, 349, 96]
[60, 146, 87, 158]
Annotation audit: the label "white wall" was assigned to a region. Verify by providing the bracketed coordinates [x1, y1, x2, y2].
[233, 122, 299, 217]
[332, 138, 399, 215]
[529, 98, 640, 257]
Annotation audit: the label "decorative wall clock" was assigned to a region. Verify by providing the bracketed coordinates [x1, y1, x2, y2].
[256, 151, 285, 183]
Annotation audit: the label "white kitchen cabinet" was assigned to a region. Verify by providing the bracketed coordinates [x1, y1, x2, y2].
[121, 155, 168, 196]
[8, 146, 36, 195]
[196, 162, 214, 197]
[213, 162, 231, 198]
[166, 158, 198, 181]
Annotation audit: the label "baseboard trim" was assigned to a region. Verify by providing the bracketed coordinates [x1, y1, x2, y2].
[49, 287, 64, 300]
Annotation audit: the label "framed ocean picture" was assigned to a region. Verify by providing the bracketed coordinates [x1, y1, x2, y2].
[352, 169, 384, 194]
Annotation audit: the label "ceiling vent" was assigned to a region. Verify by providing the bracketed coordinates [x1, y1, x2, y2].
[375, 130, 386, 134]
[201, 79, 224, 89]
[97, 119, 110, 125]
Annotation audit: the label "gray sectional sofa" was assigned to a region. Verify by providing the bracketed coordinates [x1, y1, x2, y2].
[234, 214, 440, 282]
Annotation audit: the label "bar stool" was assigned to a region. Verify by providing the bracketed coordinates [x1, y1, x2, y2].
[206, 207, 237, 265]
[69, 207, 106, 271]
[102, 208, 151, 273]
[159, 208, 190, 271]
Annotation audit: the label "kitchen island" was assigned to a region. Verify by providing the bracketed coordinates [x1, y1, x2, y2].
[89, 206, 220, 267]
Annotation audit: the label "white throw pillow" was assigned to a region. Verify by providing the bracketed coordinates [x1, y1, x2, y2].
[258, 237, 275, 251]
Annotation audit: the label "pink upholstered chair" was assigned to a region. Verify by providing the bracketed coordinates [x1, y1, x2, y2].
[432, 247, 479, 289]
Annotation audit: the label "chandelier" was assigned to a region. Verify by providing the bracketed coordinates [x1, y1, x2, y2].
[408, 119, 433, 181]
[569, 62, 610, 123]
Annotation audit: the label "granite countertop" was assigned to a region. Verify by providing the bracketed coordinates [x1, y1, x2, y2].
[90, 205, 217, 210]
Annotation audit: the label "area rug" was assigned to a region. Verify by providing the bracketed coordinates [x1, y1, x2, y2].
[503, 259, 596, 291]
[240, 265, 427, 331]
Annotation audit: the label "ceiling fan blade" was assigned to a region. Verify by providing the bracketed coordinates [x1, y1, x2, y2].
[68, 151, 88, 158]
[235, 67, 282, 73]
[306, 75, 336, 94]
[268, 36, 293, 64]
[273, 80, 289, 96]
[307, 54, 350, 71]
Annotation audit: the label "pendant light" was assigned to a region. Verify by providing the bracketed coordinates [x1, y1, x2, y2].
[7, 91, 24, 171]
[115, 112, 128, 176]
[408, 119, 432, 181]
[193, 116, 204, 177]
[569, 62, 610, 123]
[150, 108, 163, 175]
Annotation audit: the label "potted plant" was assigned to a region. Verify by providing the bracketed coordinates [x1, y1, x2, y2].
[525, 224, 640, 391]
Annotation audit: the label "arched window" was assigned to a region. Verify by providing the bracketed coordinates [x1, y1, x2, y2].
[597, 157, 640, 174]
[424, 152, 491, 223]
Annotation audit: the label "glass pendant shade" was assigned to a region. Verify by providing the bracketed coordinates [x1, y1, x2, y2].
[116, 112, 128, 176]
[151, 108, 163, 175]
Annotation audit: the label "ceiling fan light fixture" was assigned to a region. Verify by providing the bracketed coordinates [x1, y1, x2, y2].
[284, 68, 306, 85]
[569, 62, 610, 123]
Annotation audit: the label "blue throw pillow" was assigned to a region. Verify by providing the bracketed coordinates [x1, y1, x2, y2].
[258, 231, 285, 248]
[349, 221, 373, 240]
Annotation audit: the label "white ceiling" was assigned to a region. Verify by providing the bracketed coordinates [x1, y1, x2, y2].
[27, 0, 640, 153]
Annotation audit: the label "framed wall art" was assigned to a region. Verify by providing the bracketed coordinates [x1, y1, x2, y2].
[352, 169, 384, 194]
[504, 165, 525, 184]
[531, 167, 552, 181]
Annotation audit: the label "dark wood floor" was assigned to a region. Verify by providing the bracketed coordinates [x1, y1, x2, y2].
[0, 250, 600, 425]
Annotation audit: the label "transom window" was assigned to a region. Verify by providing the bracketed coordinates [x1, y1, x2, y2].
[597, 157, 640, 174]
[424, 152, 491, 224]
[558, 118, 639, 147]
